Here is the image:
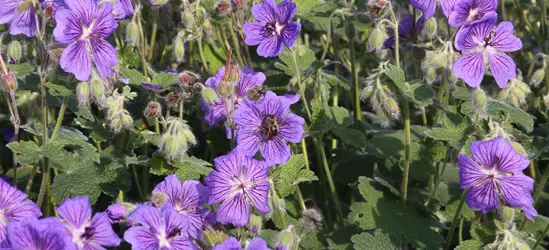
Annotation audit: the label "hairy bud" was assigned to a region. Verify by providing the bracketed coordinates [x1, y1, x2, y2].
[247, 214, 263, 234]
[229, 63, 241, 82]
[345, 22, 357, 41]
[367, 0, 389, 19]
[174, 36, 185, 62]
[531, 68, 545, 87]
[424, 17, 437, 37]
[277, 226, 296, 250]
[125, 21, 139, 46]
[76, 82, 90, 105]
[384, 97, 400, 119]
[7, 40, 23, 63]
[473, 88, 487, 112]
[218, 80, 234, 97]
[159, 117, 197, 159]
[166, 92, 181, 108]
[202, 87, 220, 105]
[144, 101, 162, 118]
[498, 76, 531, 107]
[1, 71, 17, 91]
[149, 0, 169, 6]
[215, 0, 232, 15]
[368, 25, 388, 52]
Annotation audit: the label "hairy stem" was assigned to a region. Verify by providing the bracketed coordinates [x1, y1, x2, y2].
[197, 37, 209, 73]
[50, 96, 68, 142]
[350, 38, 361, 127]
[148, 9, 159, 60]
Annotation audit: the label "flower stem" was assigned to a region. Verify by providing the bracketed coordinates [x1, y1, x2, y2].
[49, 96, 68, 142]
[136, 10, 148, 78]
[443, 190, 469, 250]
[458, 216, 464, 243]
[295, 185, 306, 212]
[534, 222, 549, 249]
[350, 38, 361, 127]
[132, 165, 145, 200]
[301, 139, 310, 171]
[148, 9, 159, 60]
[401, 101, 411, 208]
[197, 37, 209, 73]
[36, 66, 50, 209]
[313, 137, 344, 224]
[228, 14, 245, 66]
[179, 98, 184, 120]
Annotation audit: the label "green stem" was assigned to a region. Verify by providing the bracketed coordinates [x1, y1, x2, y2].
[444, 190, 469, 250]
[228, 14, 245, 66]
[148, 9, 159, 60]
[350, 38, 361, 127]
[50, 96, 68, 142]
[36, 67, 49, 209]
[401, 101, 411, 207]
[197, 37, 209, 73]
[458, 216, 464, 243]
[541, 0, 546, 38]
[313, 137, 344, 224]
[301, 139, 310, 171]
[295, 185, 306, 212]
[331, 86, 339, 156]
[534, 222, 549, 249]
[529, 160, 537, 181]
[179, 98, 184, 120]
[132, 165, 144, 200]
[137, 11, 148, 78]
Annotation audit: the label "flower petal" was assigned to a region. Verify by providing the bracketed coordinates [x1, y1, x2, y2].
[5, 200, 42, 223]
[113, 0, 133, 20]
[457, 155, 487, 189]
[497, 174, 535, 207]
[439, 0, 457, 17]
[410, 0, 436, 20]
[161, 204, 186, 232]
[488, 52, 516, 88]
[466, 179, 499, 213]
[7, 219, 40, 249]
[90, 38, 119, 78]
[205, 171, 232, 205]
[65, 0, 96, 25]
[216, 193, 250, 227]
[92, 2, 117, 38]
[60, 40, 92, 81]
[257, 35, 284, 57]
[246, 181, 270, 214]
[277, 0, 297, 24]
[9, 8, 36, 37]
[489, 21, 522, 52]
[261, 137, 291, 165]
[247, 237, 270, 250]
[179, 180, 210, 209]
[0, 0, 20, 24]
[236, 68, 266, 97]
[56, 196, 92, 230]
[448, 0, 473, 28]
[0, 178, 27, 206]
[124, 227, 159, 250]
[281, 22, 301, 47]
[213, 237, 241, 250]
[244, 22, 268, 46]
[169, 238, 199, 250]
[54, 9, 82, 44]
[278, 113, 305, 143]
[261, 91, 290, 118]
[87, 212, 121, 247]
[454, 12, 497, 51]
[251, 0, 277, 23]
[521, 203, 538, 222]
[235, 127, 262, 158]
[153, 174, 183, 206]
[471, 136, 530, 173]
[127, 205, 162, 232]
[452, 52, 485, 88]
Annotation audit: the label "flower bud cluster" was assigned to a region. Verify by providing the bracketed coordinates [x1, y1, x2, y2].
[421, 41, 459, 85]
[362, 75, 400, 127]
[103, 91, 133, 132]
[497, 73, 531, 108]
[158, 117, 197, 159]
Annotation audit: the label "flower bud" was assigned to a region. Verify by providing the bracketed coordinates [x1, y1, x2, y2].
[159, 118, 197, 159]
[424, 17, 437, 37]
[202, 87, 220, 105]
[166, 92, 181, 108]
[203, 19, 213, 35]
[90, 78, 106, 101]
[76, 82, 90, 105]
[368, 25, 387, 52]
[384, 97, 400, 119]
[345, 22, 357, 41]
[215, 0, 232, 15]
[531, 68, 545, 87]
[122, 113, 134, 128]
[203, 228, 229, 248]
[150, 0, 169, 6]
[499, 206, 515, 224]
[144, 101, 162, 118]
[7, 40, 23, 63]
[182, 11, 194, 28]
[229, 64, 240, 82]
[233, 0, 245, 9]
[1, 71, 17, 91]
[367, 0, 388, 19]
[179, 71, 194, 87]
[151, 192, 168, 207]
[247, 214, 263, 234]
[174, 37, 185, 62]
[424, 66, 437, 84]
[107, 203, 130, 223]
[125, 21, 139, 46]
[218, 80, 234, 96]
[277, 226, 296, 250]
[247, 85, 265, 101]
[473, 88, 486, 112]
[110, 117, 123, 132]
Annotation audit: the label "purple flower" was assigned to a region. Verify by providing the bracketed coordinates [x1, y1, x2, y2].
[213, 237, 271, 250]
[411, 0, 457, 19]
[106, 204, 129, 223]
[111, 0, 133, 20]
[383, 16, 425, 49]
[54, 0, 119, 81]
[458, 136, 537, 221]
[0, 178, 42, 243]
[54, 196, 121, 249]
[140, 83, 163, 91]
[243, 0, 301, 57]
[448, 0, 497, 27]
[41, 0, 68, 18]
[0, 128, 14, 143]
[452, 13, 522, 88]
[0, 0, 37, 37]
[124, 204, 198, 250]
[202, 66, 266, 126]
[233, 91, 305, 165]
[5, 218, 67, 250]
[205, 151, 270, 227]
[152, 175, 210, 239]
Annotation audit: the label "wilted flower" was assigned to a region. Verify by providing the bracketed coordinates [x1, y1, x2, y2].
[411, 0, 457, 20]
[213, 237, 271, 250]
[51, 196, 121, 249]
[1, 71, 17, 91]
[216, 0, 232, 15]
[448, 0, 497, 28]
[243, 0, 301, 57]
[54, 0, 119, 81]
[159, 117, 197, 159]
[0, 0, 37, 36]
[144, 101, 162, 118]
[152, 175, 210, 239]
[458, 137, 537, 221]
[106, 203, 131, 223]
[0, 178, 42, 242]
[453, 13, 522, 88]
[233, 91, 305, 165]
[124, 204, 198, 250]
[367, 0, 389, 19]
[205, 151, 270, 227]
[5, 218, 67, 250]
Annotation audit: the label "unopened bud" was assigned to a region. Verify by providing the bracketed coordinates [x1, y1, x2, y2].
[179, 71, 194, 87]
[215, 0, 232, 15]
[7, 41, 23, 63]
[233, 0, 245, 9]
[500, 206, 515, 224]
[345, 22, 357, 41]
[107, 204, 130, 223]
[1, 71, 17, 91]
[202, 87, 219, 104]
[473, 88, 487, 112]
[277, 226, 296, 250]
[144, 101, 162, 118]
[384, 97, 400, 119]
[229, 64, 240, 82]
[531, 68, 545, 87]
[174, 37, 185, 62]
[425, 17, 437, 37]
[247, 214, 263, 234]
[203, 19, 213, 35]
[424, 66, 437, 84]
[247, 85, 265, 101]
[151, 192, 168, 207]
[166, 92, 181, 108]
[149, 0, 169, 6]
[122, 113, 134, 128]
[183, 11, 194, 27]
[90, 79, 105, 100]
[110, 117, 123, 132]
[125, 21, 139, 46]
[159, 118, 196, 159]
[218, 80, 233, 96]
[367, 0, 388, 19]
[76, 82, 90, 105]
[368, 25, 387, 52]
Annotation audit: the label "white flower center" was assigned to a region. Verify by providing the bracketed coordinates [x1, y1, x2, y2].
[80, 19, 97, 40]
[0, 209, 7, 226]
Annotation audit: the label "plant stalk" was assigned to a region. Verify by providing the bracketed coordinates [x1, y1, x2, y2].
[443, 190, 469, 250]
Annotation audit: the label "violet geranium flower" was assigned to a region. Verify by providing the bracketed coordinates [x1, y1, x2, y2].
[111, 0, 134, 20]
[243, 0, 301, 57]
[233, 91, 305, 165]
[383, 15, 425, 50]
[448, 0, 497, 27]
[54, 0, 119, 81]
[213, 237, 271, 250]
[201, 66, 266, 126]
[152, 174, 210, 239]
[452, 13, 522, 88]
[6, 218, 67, 250]
[0, 0, 37, 37]
[411, 0, 457, 20]
[53, 196, 121, 249]
[458, 136, 537, 221]
[0, 178, 42, 243]
[124, 204, 198, 250]
[205, 151, 270, 227]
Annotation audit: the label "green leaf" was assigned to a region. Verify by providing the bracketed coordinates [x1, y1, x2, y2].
[278, 45, 316, 77]
[435, 182, 475, 220]
[485, 98, 534, 132]
[174, 156, 213, 181]
[384, 64, 435, 105]
[119, 67, 149, 86]
[48, 127, 100, 167]
[295, 0, 325, 17]
[326, 226, 358, 250]
[151, 72, 180, 87]
[7, 62, 34, 78]
[455, 240, 484, 250]
[332, 128, 367, 148]
[271, 154, 318, 197]
[149, 153, 175, 175]
[203, 43, 226, 75]
[470, 221, 496, 244]
[6, 141, 41, 165]
[122, 85, 137, 100]
[350, 230, 399, 250]
[51, 163, 103, 204]
[321, 69, 351, 90]
[45, 81, 74, 97]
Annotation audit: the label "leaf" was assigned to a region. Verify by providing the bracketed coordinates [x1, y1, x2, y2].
[45, 81, 74, 97]
[295, 0, 326, 17]
[470, 221, 496, 245]
[7, 62, 34, 78]
[51, 164, 103, 205]
[278, 45, 316, 77]
[151, 72, 180, 87]
[203, 43, 226, 75]
[350, 230, 399, 250]
[435, 182, 475, 220]
[6, 141, 41, 165]
[332, 128, 367, 148]
[119, 67, 149, 86]
[485, 98, 534, 132]
[47, 127, 100, 169]
[150, 153, 175, 175]
[326, 226, 358, 250]
[122, 85, 137, 100]
[321, 69, 351, 90]
[174, 156, 213, 181]
[455, 240, 484, 250]
[271, 154, 318, 197]
[384, 64, 435, 105]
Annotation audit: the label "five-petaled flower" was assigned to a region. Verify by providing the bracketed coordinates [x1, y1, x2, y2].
[0, 0, 38, 37]
[205, 151, 270, 227]
[124, 204, 198, 250]
[233, 91, 305, 165]
[5, 218, 67, 250]
[152, 174, 210, 239]
[0, 178, 42, 244]
[452, 12, 522, 88]
[448, 0, 497, 27]
[411, 0, 457, 20]
[243, 0, 301, 57]
[54, 0, 119, 81]
[458, 136, 538, 221]
[213, 237, 271, 250]
[51, 196, 121, 249]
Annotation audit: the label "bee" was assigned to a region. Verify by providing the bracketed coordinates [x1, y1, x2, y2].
[247, 85, 266, 101]
[485, 30, 496, 44]
[263, 115, 279, 138]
